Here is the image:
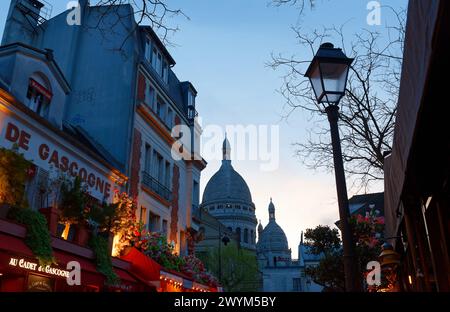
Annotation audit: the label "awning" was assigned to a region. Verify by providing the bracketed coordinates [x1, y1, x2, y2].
[120, 247, 161, 282]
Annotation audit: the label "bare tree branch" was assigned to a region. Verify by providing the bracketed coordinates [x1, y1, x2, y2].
[269, 8, 406, 191]
[82, 0, 188, 53]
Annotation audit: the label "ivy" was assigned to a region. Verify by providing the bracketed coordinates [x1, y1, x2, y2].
[60, 176, 86, 224]
[0, 146, 32, 207]
[9, 208, 55, 266]
[89, 234, 120, 286]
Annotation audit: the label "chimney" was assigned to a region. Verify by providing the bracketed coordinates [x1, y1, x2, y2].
[1, 0, 45, 46]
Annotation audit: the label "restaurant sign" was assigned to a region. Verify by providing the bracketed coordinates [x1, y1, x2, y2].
[0, 114, 118, 201]
[9, 257, 70, 278]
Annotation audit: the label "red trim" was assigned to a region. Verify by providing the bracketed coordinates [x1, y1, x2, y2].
[29, 78, 52, 100]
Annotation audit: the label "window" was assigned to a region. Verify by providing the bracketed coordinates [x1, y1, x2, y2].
[217, 204, 223, 209]
[162, 219, 168, 236]
[140, 207, 147, 225]
[149, 212, 160, 232]
[152, 47, 157, 68]
[243, 206, 248, 210]
[293, 278, 302, 291]
[162, 60, 169, 84]
[144, 144, 151, 173]
[156, 53, 162, 76]
[156, 97, 166, 121]
[193, 180, 199, 206]
[236, 228, 241, 242]
[165, 161, 171, 188]
[188, 90, 195, 107]
[145, 38, 152, 62]
[209, 206, 215, 211]
[235, 205, 241, 209]
[145, 85, 155, 108]
[244, 229, 248, 243]
[26, 78, 52, 119]
[152, 150, 164, 183]
[250, 230, 254, 244]
[167, 108, 173, 129]
[227, 227, 232, 232]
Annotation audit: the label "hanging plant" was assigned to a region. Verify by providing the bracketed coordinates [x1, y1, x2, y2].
[0, 146, 32, 208]
[8, 207, 55, 266]
[89, 234, 120, 286]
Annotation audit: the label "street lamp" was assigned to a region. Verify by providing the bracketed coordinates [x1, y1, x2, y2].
[305, 42, 360, 292]
[218, 226, 230, 281]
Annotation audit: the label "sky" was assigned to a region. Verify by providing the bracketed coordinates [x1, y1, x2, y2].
[0, 0, 408, 258]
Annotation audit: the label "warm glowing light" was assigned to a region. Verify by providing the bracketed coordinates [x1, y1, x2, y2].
[61, 222, 70, 240]
[111, 234, 121, 257]
[408, 275, 413, 285]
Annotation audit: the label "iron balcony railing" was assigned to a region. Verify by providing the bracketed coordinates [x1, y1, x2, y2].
[142, 171, 172, 202]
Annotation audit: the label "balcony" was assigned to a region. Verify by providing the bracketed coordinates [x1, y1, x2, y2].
[141, 172, 172, 202]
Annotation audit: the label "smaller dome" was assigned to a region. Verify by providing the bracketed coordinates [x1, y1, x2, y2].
[257, 221, 289, 252]
[257, 200, 289, 252]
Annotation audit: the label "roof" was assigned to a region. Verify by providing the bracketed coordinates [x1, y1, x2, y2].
[0, 42, 71, 93]
[63, 123, 123, 171]
[139, 26, 176, 65]
[202, 160, 253, 205]
[348, 192, 384, 215]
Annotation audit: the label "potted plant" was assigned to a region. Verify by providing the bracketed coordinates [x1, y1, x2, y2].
[59, 176, 88, 244]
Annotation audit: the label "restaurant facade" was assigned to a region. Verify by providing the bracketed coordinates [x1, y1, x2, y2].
[384, 0, 450, 292]
[0, 41, 218, 292]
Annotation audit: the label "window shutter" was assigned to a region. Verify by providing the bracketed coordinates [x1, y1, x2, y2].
[137, 72, 146, 101]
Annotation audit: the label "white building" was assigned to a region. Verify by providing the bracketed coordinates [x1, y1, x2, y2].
[257, 199, 323, 292]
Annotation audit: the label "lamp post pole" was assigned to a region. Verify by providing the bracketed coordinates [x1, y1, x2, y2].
[326, 104, 360, 292]
[218, 226, 222, 281]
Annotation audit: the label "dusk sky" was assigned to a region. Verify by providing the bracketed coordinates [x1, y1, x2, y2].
[0, 0, 408, 258]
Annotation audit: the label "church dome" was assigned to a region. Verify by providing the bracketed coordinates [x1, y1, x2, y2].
[202, 161, 253, 204]
[202, 136, 253, 205]
[257, 199, 289, 252]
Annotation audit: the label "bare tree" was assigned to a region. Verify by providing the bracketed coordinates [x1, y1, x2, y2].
[269, 7, 406, 191]
[79, 0, 187, 51]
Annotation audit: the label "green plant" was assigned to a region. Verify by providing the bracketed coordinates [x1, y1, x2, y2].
[89, 234, 120, 286]
[60, 176, 87, 224]
[0, 146, 32, 207]
[85, 201, 117, 233]
[8, 207, 55, 266]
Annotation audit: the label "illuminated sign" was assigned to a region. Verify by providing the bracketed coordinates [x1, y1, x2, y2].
[9, 257, 70, 278]
[0, 120, 117, 200]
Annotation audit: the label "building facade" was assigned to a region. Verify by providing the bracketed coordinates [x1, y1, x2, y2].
[257, 199, 322, 292]
[1, 0, 206, 255]
[384, 0, 450, 292]
[0, 43, 149, 292]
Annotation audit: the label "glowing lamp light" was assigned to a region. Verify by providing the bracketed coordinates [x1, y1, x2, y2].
[408, 275, 413, 285]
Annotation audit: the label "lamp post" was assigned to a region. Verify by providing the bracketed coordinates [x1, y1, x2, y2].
[305, 42, 360, 292]
[218, 226, 230, 281]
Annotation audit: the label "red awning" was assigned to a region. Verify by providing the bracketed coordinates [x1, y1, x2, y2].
[0, 233, 33, 257]
[120, 247, 161, 282]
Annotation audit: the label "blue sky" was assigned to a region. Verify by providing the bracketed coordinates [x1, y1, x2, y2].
[0, 0, 408, 258]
